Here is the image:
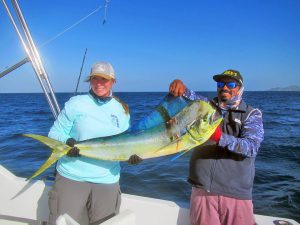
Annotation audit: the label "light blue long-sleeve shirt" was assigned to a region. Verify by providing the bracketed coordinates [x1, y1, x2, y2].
[48, 94, 130, 183]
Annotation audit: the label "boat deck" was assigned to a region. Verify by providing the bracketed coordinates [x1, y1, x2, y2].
[0, 165, 298, 225]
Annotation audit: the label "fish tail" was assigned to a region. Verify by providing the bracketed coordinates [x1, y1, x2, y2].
[23, 134, 71, 180]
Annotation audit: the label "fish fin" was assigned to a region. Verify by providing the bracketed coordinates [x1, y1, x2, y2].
[130, 95, 190, 131]
[170, 149, 191, 161]
[152, 135, 182, 154]
[23, 134, 71, 180]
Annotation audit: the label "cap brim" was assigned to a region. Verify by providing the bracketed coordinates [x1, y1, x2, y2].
[89, 73, 115, 80]
[213, 74, 242, 84]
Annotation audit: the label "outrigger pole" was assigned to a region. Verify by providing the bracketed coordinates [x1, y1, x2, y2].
[1, 0, 60, 119]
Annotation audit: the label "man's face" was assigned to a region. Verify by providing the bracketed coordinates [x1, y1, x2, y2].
[217, 78, 241, 102]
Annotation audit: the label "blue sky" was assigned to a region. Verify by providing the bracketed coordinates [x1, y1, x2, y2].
[0, 0, 299, 93]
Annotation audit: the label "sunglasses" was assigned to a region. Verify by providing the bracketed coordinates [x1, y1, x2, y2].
[217, 81, 239, 89]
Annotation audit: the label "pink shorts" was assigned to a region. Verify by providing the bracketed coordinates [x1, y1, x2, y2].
[190, 187, 256, 225]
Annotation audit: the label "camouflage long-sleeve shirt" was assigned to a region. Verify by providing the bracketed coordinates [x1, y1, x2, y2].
[183, 89, 264, 158]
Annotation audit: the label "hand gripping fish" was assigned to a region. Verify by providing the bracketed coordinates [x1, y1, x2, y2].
[23, 96, 222, 179]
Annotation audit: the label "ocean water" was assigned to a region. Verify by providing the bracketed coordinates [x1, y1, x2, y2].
[0, 91, 299, 222]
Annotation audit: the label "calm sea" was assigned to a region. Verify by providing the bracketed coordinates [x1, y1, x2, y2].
[0, 92, 299, 222]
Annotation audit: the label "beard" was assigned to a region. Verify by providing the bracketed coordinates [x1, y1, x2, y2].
[217, 86, 244, 110]
[218, 90, 231, 102]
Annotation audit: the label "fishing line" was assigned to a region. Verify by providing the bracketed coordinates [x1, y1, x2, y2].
[1, 1, 111, 79]
[102, 0, 111, 24]
[40, 2, 109, 48]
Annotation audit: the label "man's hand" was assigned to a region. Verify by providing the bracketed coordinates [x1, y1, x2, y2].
[209, 125, 222, 143]
[127, 154, 143, 165]
[66, 138, 81, 157]
[169, 79, 186, 97]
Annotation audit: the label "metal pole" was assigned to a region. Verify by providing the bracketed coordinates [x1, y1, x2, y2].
[2, 0, 61, 119]
[0, 57, 29, 79]
[1, 0, 32, 60]
[11, 0, 61, 113]
[11, 0, 44, 76]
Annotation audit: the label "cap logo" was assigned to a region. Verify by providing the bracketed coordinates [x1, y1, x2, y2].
[223, 70, 238, 77]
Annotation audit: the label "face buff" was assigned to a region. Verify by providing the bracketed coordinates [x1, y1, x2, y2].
[218, 85, 244, 110]
[89, 89, 112, 105]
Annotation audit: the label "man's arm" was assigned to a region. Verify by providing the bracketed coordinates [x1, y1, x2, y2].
[218, 109, 264, 157]
[169, 79, 208, 101]
[183, 88, 208, 102]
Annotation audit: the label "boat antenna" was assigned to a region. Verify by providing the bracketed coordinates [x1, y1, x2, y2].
[74, 48, 88, 96]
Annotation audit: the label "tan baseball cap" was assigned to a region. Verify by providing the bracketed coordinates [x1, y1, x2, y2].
[88, 62, 115, 80]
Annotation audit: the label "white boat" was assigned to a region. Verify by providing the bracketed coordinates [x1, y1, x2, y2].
[0, 164, 298, 225]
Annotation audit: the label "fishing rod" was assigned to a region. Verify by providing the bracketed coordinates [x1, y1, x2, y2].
[74, 48, 88, 96]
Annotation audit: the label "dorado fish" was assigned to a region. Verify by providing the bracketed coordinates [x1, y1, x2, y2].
[24, 96, 222, 179]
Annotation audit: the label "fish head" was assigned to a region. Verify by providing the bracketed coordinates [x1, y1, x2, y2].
[185, 100, 223, 144]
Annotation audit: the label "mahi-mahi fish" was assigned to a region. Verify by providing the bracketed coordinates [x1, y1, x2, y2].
[23, 95, 222, 179]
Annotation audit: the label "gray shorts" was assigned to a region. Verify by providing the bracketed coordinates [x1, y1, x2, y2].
[48, 174, 121, 225]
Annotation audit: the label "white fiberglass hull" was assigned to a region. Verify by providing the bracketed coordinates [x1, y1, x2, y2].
[0, 165, 298, 225]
